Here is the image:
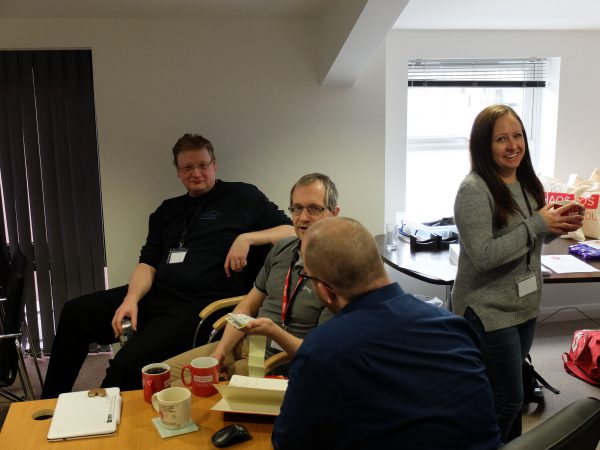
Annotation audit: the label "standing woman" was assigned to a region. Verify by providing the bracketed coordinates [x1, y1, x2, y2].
[452, 104, 583, 442]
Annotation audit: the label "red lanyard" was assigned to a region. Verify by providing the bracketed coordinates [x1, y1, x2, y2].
[281, 263, 304, 330]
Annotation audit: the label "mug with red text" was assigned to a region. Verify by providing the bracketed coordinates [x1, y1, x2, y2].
[142, 363, 171, 403]
[181, 356, 219, 397]
[554, 200, 585, 217]
[151, 386, 192, 430]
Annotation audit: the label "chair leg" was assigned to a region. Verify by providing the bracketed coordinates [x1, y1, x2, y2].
[15, 337, 35, 400]
[207, 329, 218, 344]
[23, 321, 44, 389]
[0, 386, 25, 402]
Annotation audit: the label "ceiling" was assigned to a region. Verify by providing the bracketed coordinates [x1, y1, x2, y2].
[393, 0, 600, 31]
[0, 0, 599, 31]
[0, 0, 332, 19]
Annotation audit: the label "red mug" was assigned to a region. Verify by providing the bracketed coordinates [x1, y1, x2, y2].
[181, 356, 219, 397]
[142, 363, 171, 403]
[554, 201, 585, 216]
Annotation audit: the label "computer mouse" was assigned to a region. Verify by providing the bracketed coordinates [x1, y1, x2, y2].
[211, 423, 251, 448]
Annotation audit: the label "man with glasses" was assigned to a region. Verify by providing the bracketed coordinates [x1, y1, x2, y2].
[42, 133, 293, 398]
[272, 217, 502, 450]
[164, 173, 340, 380]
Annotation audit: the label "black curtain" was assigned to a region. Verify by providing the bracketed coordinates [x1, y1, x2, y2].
[0, 50, 106, 354]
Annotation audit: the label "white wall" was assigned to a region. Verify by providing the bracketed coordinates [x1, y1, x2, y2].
[0, 18, 386, 286]
[1, 22, 598, 318]
[386, 30, 600, 320]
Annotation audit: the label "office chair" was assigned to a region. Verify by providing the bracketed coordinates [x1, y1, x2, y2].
[501, 397, 600, 450]
[0, 247, 44, 401]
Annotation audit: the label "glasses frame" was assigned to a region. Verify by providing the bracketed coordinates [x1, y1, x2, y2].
[287, 204, 329, 217]
[298, 268, 333, 291]
[177, 160, 214, 175]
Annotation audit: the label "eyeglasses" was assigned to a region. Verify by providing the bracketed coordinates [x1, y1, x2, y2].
[298, 269, 333, 290]
[288, 204, 328, 216]
[178, 160, 214, 174]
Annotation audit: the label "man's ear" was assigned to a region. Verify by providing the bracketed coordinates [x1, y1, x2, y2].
[317, 281, 337, 308]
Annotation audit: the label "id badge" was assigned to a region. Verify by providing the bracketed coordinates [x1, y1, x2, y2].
[516, 272, 537, 298]
[167, 248, 188, 264]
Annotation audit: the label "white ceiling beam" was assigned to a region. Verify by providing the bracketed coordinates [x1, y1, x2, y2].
[318, 0, 409, 87]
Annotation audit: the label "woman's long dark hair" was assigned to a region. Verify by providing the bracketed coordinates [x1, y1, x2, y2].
[469, 104, 545, 227]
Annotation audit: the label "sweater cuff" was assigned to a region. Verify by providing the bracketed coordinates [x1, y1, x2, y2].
[531, 213, 549, 236]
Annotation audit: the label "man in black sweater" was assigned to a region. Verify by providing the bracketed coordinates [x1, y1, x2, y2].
[41, 134, 293, 398]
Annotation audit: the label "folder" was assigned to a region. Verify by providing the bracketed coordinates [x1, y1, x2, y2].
[47, 388, 121, 441]
[211, 375, 288, 416]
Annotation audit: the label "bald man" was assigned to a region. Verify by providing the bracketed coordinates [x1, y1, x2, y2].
[272, 217, 502, 450]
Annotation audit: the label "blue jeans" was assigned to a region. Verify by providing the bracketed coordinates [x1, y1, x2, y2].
[482, 318, 537, 442]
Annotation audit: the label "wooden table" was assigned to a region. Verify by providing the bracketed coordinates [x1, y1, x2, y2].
[0, 389, 274, 449]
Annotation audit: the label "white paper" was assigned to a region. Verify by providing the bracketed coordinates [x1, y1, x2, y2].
[229, 375, 288, 391]
[212, 376, 288, 416]
[541, 255, 599, 274]
[408, 261, 457, 282]
[248, 335, 267, 378]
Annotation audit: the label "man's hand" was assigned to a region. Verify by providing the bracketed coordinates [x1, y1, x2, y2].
[243, 317, 279, 339]
[211, 350, 231, 381]
[111, 295, 139, 338]
[224, 234, 251, 277]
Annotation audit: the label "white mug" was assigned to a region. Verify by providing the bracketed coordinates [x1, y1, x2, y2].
[151, 386, 192, 429]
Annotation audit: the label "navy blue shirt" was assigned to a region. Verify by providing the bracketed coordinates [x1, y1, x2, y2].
[273, 283, 502, 450]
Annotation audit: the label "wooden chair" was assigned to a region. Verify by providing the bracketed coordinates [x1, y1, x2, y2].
[195, 296, 291, 375]
[193, 296, 245, 347]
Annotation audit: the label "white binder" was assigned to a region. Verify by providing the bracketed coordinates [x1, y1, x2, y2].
[47, 388, 121, 441]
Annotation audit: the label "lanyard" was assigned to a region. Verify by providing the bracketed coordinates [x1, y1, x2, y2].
[281, 250, 304, 330]
[178, 185, 218, 248]
[178, 200, 206, 248]
[520, 184, 534, 267]
[520, 184, 533, 217]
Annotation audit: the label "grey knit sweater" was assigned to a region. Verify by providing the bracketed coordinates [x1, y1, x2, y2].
[452, 173, 549, 332]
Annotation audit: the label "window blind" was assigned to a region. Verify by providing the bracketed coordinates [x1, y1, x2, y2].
[408, 58, 547, 88]
[0, 50, 106, 354]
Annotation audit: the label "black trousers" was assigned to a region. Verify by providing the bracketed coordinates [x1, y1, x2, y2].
[41, 285, 200, 398]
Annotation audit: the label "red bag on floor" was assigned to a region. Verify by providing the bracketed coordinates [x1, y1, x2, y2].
[563, 329, 600, 386]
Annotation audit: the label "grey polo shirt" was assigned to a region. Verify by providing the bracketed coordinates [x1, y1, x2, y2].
[255, 236, 333, 348]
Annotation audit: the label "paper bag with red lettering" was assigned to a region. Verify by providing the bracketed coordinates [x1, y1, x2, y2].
[575, 169, 600, 239]
[562, 329, 600, 386]
[540, 174, 586, 241]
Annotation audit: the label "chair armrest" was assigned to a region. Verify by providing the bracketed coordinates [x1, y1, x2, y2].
[198, 296, 245, 320]
[265, 352, 291, 375]
[0, 332, 22, 340]
[211, 315, 230, 332]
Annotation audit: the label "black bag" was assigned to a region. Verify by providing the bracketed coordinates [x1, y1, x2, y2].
[522, 354, 560, 404]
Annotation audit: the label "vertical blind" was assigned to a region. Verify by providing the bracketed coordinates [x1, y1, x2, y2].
[408, 57, 547, 87]
[0, 50, 106, 354]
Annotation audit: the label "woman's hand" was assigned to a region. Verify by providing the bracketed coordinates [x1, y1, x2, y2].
[539, 203, 584, 235]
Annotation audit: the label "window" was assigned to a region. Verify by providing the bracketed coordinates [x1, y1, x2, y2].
[405, 58, 549, 221]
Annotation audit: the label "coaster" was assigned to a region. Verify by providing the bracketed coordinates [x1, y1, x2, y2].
[151, 418, 199, 438]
